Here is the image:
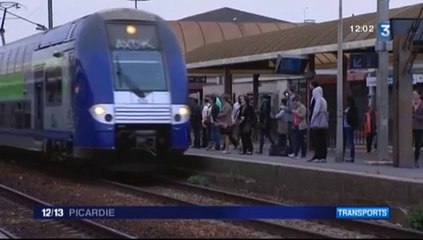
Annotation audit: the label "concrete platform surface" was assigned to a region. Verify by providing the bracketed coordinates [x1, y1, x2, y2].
[185, 147, 423, 182]
[176, 146, 423, 218]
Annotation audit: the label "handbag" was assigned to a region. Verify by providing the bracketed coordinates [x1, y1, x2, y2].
[293, 115, 301, 127]
[310, 111, 329, 129]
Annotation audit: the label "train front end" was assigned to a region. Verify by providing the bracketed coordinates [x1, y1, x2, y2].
[74, 9, 190, 161]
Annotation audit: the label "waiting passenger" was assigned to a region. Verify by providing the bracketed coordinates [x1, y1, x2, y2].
[363, 106, 377, 153]
[288, 96, 307, 159]
[257, 95, 275, 154]
[201, 98, 211, 148]
[218, 94, 234, 154]
[190, 98, 202, 148]
[232, 96, 242, 148]
[238, 95, 255, 155]
[275, 98, 289, 152]
[343, 96, 359, 162]
[207, 96, 221, 151]
[309, 81, 329, 163]
[412, 90, 423, 168]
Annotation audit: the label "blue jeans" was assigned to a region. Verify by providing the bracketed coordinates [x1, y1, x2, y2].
[292, 128, 307, 157]
[343, 127, 355, 160]
[210, 125, 221, 150]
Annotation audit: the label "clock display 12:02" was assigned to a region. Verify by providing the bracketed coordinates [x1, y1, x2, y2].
[350, 25, 375, 33]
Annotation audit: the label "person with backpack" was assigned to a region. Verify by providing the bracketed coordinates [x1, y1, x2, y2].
[275, 98, 289, 153]
[343, 96, 359, 162]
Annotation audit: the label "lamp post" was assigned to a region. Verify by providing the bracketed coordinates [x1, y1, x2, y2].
[128, 0, 149, 9]
[0, 1, 20, 46]
[335, 0, 344, 162]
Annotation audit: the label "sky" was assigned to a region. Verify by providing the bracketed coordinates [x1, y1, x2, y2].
[3, 0, 423, 42]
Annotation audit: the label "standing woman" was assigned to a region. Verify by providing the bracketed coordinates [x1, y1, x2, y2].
[275, 98, 289, 151]
[238, 95, 255, 155]
[309, 81, 329, 163]
[412, 90, 423, 168]
[218, 94, 234, 154]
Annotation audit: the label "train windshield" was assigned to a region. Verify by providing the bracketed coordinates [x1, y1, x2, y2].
[106, 23, 167, 95]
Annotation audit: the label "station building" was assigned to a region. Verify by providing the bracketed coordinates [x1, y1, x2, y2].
[167, 4, 423, 146]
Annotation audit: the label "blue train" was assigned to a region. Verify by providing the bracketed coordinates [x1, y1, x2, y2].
[0, 8, 190, 162]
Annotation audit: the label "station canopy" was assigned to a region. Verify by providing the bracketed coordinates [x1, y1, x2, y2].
[183, 3, 423, 74]
[167, 7, 299, 54]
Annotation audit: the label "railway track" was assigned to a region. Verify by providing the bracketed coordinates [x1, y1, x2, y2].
[0, 184, 135, 239]
[0, 227, 17, 239]
[99, 178, 338, 239]
[157, 176, 423, 239]
[100, 176, 423, 239]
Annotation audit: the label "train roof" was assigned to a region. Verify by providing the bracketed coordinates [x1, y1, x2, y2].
[1, 8, 164, 51]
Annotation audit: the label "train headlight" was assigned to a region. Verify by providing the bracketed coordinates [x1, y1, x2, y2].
[178, 106, 190, 117]
[94, 106, 106, 115]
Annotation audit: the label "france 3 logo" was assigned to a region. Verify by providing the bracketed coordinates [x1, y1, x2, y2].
[378, 21, 391, 41]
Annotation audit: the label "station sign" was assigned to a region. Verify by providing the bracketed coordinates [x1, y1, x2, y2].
[275, 54, 309, 75]
[188, 76, 207, 83]
[350, 53, 379, 69]
[366, 73, 423, 87]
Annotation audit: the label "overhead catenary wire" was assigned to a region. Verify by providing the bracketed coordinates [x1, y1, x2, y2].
[0, 6, 47, 29]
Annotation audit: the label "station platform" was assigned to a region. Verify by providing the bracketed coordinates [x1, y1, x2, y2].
[185, 146, 423, 182]
[172, 145, 423, 224]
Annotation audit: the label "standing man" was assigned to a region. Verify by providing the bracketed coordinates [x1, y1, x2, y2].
[190, 98, 202, 148]
[201, 97, 211, 148]
[256, 95, 275, 154]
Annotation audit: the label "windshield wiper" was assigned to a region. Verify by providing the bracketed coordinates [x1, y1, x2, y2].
[115, 56, 146, 98]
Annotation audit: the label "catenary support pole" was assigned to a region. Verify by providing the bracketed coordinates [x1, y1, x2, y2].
[335, 0, 344, 162]
[376, 0, 390, 162]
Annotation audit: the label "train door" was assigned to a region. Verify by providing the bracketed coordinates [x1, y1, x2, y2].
[33, 65, 45, 130]
[68, 50, 76, 129]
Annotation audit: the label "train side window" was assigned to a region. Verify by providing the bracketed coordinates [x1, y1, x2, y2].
[15, 46, 26, 72]
[0, 53, 3, 75]
[45, 67, 63, 105]
[7, 49, 15, 74]
[1, 50, 10, 75]
[23, 44, 35, 72]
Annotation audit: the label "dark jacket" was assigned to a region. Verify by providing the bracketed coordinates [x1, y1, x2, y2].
[210, 104, 220, 124]
[190, 104, 202, 127]
[346, 106, 359, 129]
[239, 104, 255, 133]
[258, 97, 271, 129]
[413, 103, 423, 130]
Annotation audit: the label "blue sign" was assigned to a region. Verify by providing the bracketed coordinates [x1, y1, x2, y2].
[378, 21, 391, 41]
[275, 55, 309, 75]
[349, 53, 379, 69]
